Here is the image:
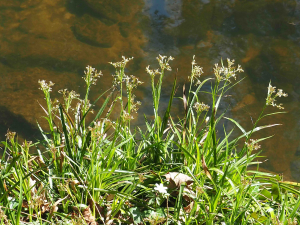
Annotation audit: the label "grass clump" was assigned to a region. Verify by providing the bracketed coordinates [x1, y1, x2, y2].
[0, 55, 299, 225]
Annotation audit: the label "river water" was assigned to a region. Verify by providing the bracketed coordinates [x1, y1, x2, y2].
[0, 0, 300, 180]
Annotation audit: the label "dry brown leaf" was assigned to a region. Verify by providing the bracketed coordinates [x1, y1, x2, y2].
[165, 172, 193, 189]
[184, 201, 200, 213]
[3, 180, 7, 192]
[83, 206, 98, 225]
[184, 201, 194, 213]
[201, 155, 212, 180]
[49, 195, 69, 218]
[106, 193, 115, 201]
[182, 187, 196, 202]
[22, 200, 29, 208]
[87, 198, 105, 223]
[105, 205, 113, 225]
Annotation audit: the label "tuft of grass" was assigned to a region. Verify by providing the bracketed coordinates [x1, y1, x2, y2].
[0, 55, 298, 225]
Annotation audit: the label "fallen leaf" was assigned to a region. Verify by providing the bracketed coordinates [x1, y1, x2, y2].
[202, 155, 212, 180]
[83, 206, 98, 225]
[184, 202, 194, 213]
[106, 194, 115, 201]
[165, 172, 193, 189]
[88, 198, 105, 223]
[182, 187, 196, 202]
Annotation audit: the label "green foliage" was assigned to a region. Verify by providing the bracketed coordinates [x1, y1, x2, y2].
[0, 55, 298, 224]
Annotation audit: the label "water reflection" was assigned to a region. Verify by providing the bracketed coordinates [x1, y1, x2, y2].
[0, 0, 300, 180]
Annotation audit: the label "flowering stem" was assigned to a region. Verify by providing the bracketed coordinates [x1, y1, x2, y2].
[239, 105, 267, 157]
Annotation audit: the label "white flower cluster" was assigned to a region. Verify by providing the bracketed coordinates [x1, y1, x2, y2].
[58, 89, 80, 100]
[109, 56, 134, 68]
[146, 65, 161, 80]
[122, 110, 134, 121]
[125, 75, 143, 91]
[38, 80, 55, 93]
[146, 55, 174, 80]
[89, 120, 107, 143]
[129, 95, 141, 113]
[193, 102, 210, 113]
[110, 57, 135, 86]
[5, 130, 16, 141]
[214, 58, 244, 83]
[83, 65, 102, 85]
[156, 54, 174, 71]
[189, 55, 204, 85]
[245, 139, 261, 153]
[266, 82, 288, 109]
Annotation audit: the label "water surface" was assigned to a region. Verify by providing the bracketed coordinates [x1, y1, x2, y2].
[1, 0, 300, 180]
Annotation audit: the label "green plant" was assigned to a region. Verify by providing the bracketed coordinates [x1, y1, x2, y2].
[0, 55, 299, 225]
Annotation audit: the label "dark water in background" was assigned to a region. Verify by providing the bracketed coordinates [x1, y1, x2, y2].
[1, 0, 300, 180]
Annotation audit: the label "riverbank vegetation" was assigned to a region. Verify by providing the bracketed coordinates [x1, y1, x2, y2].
[0, 56, 299, 224]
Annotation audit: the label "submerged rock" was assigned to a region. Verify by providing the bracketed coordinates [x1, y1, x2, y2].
[118, 22, 130, 38]
[73, 14, 117, 48]
[82, 0, 141, 25]
[232, 93, 256, 112]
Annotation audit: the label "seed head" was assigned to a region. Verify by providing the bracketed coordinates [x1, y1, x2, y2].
[245, 139, 261, 153]
[38, 80, 54, 92]
[156, 54, 174, 71]
[146, 65, 161, 80]
[5, 130, 16, 141]
[266, 82, 288, 109]
[214, 58, 243, 83]
[189, 55, 204, 85]
[83, 66, 102, 85]
[122, 110, 134, 121]
[193, 102, 210, 113]
[125, 75, 143, 91]
[109, 56, 134, 68]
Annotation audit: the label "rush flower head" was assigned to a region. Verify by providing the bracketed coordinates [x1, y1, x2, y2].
[38, 80, 54, 92]
[58, 89, 80, 100]
[122, 110, 134, 121]
[214, 58, 244, 83]
[125, 75, 143, 91]
[266, 82, 288, 109]
[245, 139, 261, 153]
[5, 129, 16, 141]
[110, 57, 134, 86]
[193, 102, 210, 113]
[156, 55, 174, 71]
[83, 66, 102, 85]
[109, 56, 134, 68]
[146, 65, 161, 80]
[129, 94, 141, 113]
[58, 89, 80, 112]
[189, 55, 204, 85]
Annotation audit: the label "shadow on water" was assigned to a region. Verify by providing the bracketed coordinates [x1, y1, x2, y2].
[0, 54, 85, 75]
[0, 106, 43, 142]
[66, 0, 116, 25]
[71, 26, 112, 48]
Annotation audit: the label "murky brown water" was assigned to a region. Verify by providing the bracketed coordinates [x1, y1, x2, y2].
[1, 0, 300, 180]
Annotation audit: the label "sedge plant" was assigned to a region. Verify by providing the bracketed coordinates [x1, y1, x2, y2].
[0, 55, 299, 225]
